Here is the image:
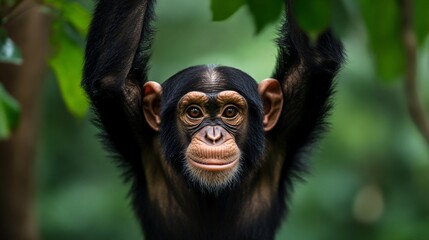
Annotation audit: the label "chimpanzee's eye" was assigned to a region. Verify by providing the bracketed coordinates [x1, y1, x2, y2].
[222, 106, 239, 118]
[186, 106, 203, 118]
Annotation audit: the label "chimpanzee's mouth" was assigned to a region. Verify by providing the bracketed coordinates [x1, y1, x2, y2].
[187, 157, 239, 171]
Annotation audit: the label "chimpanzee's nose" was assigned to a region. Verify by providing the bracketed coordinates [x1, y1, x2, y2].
[205, 126, 223, 144]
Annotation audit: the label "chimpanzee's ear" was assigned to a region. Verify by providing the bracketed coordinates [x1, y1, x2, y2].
[258, 78, 283, 132]
[143, 81, 162, 131]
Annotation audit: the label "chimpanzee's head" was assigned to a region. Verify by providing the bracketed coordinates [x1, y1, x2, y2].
[142, 65, 283, 192]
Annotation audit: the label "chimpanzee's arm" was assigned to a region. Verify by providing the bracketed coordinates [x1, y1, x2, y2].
[82, 0, 155, 166]
[271, 0, 345, 164]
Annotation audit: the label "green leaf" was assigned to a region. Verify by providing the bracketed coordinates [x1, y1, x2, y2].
[360, 0, 404, 81]
[49, 26, 89, 118]
[62, 2, 91, 36]
[248, 0, 283, 33]
[211, 0, 246, 21]
[293, 0, 332, 37]
[415, 0, 429, 45]
[0, 29, 23, 65]
[0, 83, 20, 140]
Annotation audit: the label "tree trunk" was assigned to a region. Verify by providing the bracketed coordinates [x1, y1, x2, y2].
[0, 1, 50, 239]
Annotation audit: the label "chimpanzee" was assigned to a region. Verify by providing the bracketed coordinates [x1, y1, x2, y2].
[82, 0, 344, 239]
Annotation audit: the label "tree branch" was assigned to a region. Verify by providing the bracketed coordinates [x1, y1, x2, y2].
[400, 0, 429, 146]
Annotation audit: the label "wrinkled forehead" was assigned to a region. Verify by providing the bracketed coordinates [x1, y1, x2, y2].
[178, 90, 247, 107]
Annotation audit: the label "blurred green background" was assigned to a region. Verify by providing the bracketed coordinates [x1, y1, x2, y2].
[2, 0, 429, 239]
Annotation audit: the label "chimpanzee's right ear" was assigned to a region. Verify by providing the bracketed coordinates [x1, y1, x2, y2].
[142, 81, 162, 131]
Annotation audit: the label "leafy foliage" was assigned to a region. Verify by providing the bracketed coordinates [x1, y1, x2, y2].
[210, 0, 429, 81]
[0, 0, 91, 136]
[0, 83, 20, 139]
[44, 0, 91, 118]
[49, 25, 89, 118]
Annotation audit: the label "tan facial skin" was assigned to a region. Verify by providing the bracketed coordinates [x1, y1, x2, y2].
[178, 91, 246, 171]
[176, 91, 248, 187]
[142, 79, 283, 186]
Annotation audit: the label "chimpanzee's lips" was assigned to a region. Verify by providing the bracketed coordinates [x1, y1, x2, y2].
[186, 138, 240, 171]
[188, 157, 239, 171]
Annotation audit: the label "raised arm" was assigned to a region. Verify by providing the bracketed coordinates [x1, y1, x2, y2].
[271, 0, 345, 159]
[82, 0, 156, 164]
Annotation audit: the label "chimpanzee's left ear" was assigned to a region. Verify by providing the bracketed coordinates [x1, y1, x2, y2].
[258, 78, 283, 132]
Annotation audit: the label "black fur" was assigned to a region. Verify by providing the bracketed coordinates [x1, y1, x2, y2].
[82, 0, 344, 239]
